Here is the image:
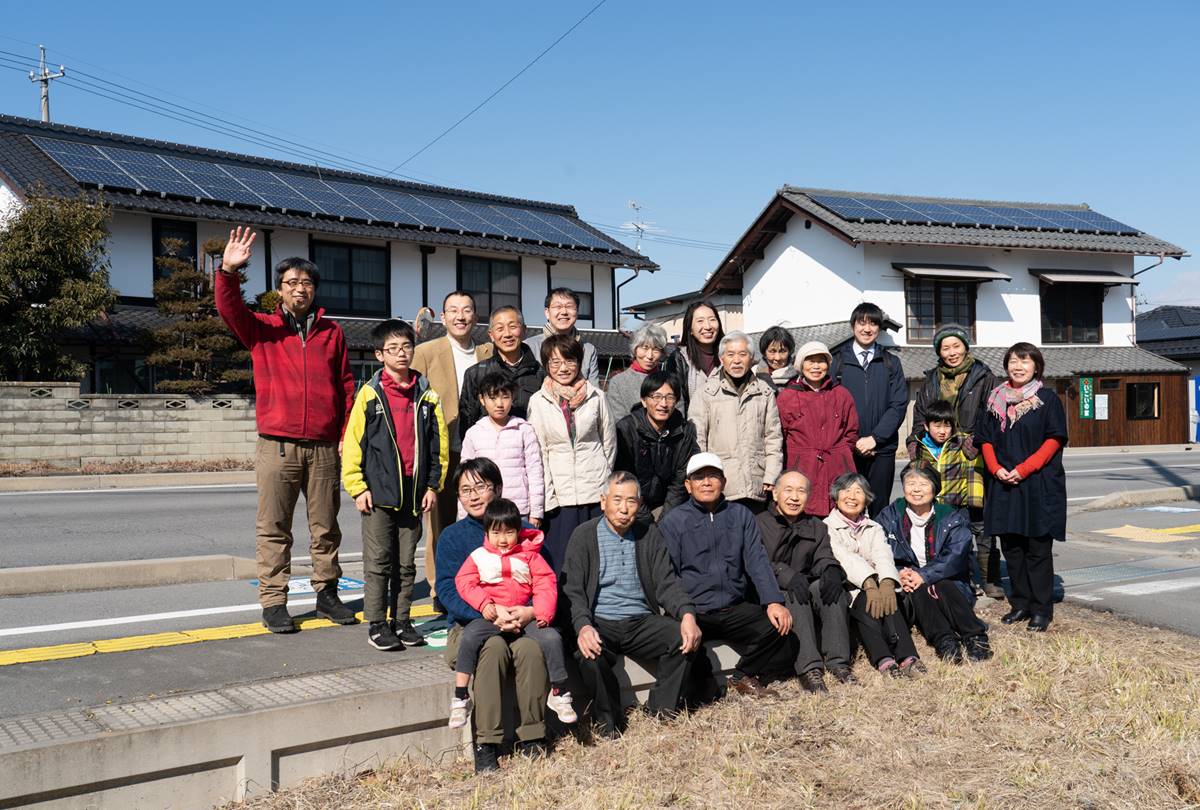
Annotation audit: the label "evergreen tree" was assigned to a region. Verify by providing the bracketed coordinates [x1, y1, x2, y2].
[0, 191, 116, 381]
[145, 236, 251, 394]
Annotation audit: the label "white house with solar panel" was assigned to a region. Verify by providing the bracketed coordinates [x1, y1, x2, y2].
[644, 185, 1189, 448]
[0, 114, 655, 392]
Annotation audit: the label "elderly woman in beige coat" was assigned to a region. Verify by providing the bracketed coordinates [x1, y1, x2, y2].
[688, 331, 783, 514]
[824, 471, 923, 677]
[529, 333, 616, 575]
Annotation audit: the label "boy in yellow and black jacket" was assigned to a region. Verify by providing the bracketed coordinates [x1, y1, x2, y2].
[343, 319, 448, 651]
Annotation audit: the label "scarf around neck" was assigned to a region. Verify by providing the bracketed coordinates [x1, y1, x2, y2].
[904, 506, 936, 565]
[831, 508, 871, 540]
[986, 379, 1044, 432]
[937, 354, 975, 404]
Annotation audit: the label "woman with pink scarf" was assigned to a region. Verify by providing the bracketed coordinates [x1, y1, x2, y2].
[976, 342, 1068, 633]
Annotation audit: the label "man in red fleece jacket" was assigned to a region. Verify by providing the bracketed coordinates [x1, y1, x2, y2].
[216, 227, 358, 634]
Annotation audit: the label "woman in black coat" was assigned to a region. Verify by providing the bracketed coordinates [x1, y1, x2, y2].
[976, 342, 1068, 633]
[906, 323, 1002, 597]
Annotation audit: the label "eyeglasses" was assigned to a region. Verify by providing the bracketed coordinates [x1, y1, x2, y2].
[457, 482, 495, 497]
[378, 345, 413, 357]
[547, 357, 579, 369]
[646, 393, 677, 404]
[548, 305, 577, 313]
[281, 279, 315, 290]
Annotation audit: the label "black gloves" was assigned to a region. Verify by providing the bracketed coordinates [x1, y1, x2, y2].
[819, 565, 846, 605]
[787, 579, 811, 605]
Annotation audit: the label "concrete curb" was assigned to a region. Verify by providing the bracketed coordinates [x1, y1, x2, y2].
[1068, 484, 1200, 516]
[0, 555, 259, 597]
[0, 471, 256, 493]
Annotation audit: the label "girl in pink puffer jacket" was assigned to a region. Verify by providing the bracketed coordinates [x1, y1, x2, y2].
[459, 373, 545, 522]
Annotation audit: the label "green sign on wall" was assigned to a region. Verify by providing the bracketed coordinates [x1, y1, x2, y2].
[1079, 376, 1094, 419]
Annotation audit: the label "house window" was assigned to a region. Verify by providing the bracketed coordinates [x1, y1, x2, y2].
[1126, 382, 1160, 420]
[904, 277, 976, 344]
[310, 241, 389, 317]
[459, 255, 520, 316]
[550, 274, 594, 321]
[152, 218, 197, 280]
[1041, 282, 1102, 344]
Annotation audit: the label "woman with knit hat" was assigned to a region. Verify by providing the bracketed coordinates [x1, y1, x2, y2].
[906, 324, 1002, 598]
[776, 341, 859, 517]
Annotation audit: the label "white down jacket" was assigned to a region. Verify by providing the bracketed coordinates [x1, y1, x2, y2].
[528, 382, 616, 510]
[823, 510, 901, 601]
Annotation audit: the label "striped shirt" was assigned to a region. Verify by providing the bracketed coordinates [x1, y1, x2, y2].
[594, 519, 650, 620]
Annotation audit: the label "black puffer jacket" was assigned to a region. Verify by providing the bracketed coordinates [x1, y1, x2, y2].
[908, 357, 997, 443]
[458, 344, 545, 440]
[614, 405, 699, 526]
[754, 502, 843, 590]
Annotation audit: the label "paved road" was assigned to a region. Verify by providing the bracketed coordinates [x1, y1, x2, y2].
[2, 449, 1199, 721]
[4, 449, 1199, 569]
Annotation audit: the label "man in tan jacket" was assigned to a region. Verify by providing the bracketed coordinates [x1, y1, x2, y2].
[412, 290, 492, 602]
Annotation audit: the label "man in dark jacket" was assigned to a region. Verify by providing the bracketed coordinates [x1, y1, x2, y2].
[831, 303, 908, 517]
[458, 306, 546, 439]
[756, 471, 853, 692]
[657, 453, 794, 697]
[216, 227, 357, 634]
[560, 471, 702, 737]
[614, 371, 699, 528]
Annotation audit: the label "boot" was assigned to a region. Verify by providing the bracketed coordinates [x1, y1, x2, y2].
[977, 548, 1006, 600]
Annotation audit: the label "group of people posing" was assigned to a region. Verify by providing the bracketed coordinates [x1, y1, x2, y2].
[215, 227, 1069, 774]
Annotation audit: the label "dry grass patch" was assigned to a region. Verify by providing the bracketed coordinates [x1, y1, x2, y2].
[232, 602, 1200, 809]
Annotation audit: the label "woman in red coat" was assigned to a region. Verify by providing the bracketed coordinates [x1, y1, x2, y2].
[776, 341, 860, 517]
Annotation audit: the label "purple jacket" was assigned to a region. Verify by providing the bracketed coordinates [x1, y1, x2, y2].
[459, 416, 545, 518]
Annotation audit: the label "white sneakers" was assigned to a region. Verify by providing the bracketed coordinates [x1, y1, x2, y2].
[448, 696, 473, 729]
[449, 690, 577, 728]
[546, 691, 577, 724]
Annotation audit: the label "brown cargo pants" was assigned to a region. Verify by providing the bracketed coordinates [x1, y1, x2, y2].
[255, 436, 343, 608]
[445, 623, 548, 745]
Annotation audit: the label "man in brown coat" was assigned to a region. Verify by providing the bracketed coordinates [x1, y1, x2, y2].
[411, 290, 492, 603]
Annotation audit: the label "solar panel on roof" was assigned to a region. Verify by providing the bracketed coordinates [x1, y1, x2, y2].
[28, 135, 636, 252]
[99, 145, 211, 199]
[807, 193, 1141, 236]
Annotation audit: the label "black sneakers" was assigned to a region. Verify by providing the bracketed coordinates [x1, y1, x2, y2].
[935, 639, 964, 665]
[798, 669, 829, 693]
[315, 590, 359, 625]
[395, 619, 426, 646]
[964, 634, 994, 661]
[261, 605, 297, 634]
[473, 742, 500, 773]
[828, 665, 858, 685]
[368, 621, 404, 651]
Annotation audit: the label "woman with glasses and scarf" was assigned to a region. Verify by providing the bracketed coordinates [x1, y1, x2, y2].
[976, 342, 1068, 633]
[528, 333, 617, 574]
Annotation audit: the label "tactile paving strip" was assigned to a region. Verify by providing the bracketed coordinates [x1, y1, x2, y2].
[1059, 562, 1200, 587]
[0, 656, 451, 749]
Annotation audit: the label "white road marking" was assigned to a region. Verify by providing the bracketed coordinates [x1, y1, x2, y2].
[0, 592, 362, 638]
[1070, 594, 1104, 601]
[1068, 496, 1100, 502]
[293, 553, 364, 563]
[1102, 577, 1200, 596]
[1068, 462, 1200, 475]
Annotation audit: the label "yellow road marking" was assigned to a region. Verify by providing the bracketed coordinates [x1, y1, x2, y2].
[1099, 525, 1199, 543]
[0, 603, 436, 668]
[1154, 523, 1200, 536]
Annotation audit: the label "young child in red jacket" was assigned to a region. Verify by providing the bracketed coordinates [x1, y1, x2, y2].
[450, 498, 576, 729]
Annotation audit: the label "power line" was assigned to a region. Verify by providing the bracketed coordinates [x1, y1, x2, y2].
[386, 0, 609, 174]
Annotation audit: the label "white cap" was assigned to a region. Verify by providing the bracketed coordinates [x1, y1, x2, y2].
[686, 452, 725, 477]
[796, 340, 832, 365]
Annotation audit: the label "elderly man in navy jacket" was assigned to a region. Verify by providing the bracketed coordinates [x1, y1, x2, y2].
[657, 452, 794, 697]
[831, 303, 909, 517]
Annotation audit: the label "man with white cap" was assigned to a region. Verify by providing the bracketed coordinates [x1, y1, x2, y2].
[657, 452, 794, 698]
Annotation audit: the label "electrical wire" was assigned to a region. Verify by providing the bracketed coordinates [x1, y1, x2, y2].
[386, 0, 608, 174]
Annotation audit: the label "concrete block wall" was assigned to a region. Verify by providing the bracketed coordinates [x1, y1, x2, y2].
[0, 382, 257, 468]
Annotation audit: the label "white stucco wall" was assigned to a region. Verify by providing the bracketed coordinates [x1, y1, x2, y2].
[742, 218, 865, 333]
[390, 241, 422, 319]
[0, 182, 19, 226]
[424, 247, 457, 314]
[739, 217, 1139, 347]
[593, 265, 614, 330]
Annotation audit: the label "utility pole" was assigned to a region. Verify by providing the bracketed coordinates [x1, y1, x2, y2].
[28, 45, 66, 123]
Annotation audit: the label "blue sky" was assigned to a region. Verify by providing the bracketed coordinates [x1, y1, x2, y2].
[1, 1, 1196, 312]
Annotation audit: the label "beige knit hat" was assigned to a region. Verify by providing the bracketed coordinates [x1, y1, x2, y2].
[796, 341, 832, 365]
